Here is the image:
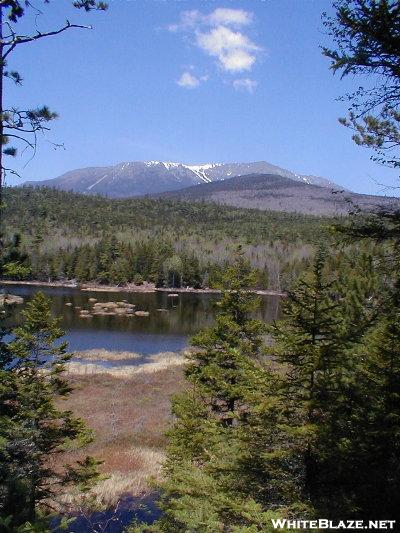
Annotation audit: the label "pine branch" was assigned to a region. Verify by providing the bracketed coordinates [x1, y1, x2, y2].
[2, 20, 93, 60]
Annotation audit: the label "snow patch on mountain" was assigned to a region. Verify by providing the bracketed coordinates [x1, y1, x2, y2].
[184, 163, 222, 183]
[25, 160, 340, 199]
[87, 174, 109, 191]
[163, 162, 180, 170]
[186, 163, 222, 171]
[143, 161, 224, 183]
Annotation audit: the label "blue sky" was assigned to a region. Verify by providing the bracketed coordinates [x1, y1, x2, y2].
[5, 0, 399, 195]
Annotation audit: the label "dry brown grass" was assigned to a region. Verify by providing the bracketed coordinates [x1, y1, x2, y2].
[57, 360, 185, 508]
[66, 351, 186, 377]
[72, 349, 143, 361]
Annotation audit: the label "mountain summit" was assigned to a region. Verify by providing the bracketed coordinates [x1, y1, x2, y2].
[24, 160, 338, 198]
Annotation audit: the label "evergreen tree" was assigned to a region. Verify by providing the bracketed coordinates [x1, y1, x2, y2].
[0, 233, 31, 279]
[130, 250, 286, 532]
[266, 246, 395, 518]
[330, 210, 400, 519]
[0, 292, 100, 529]
[0, 0, 108, 203]
[109, 257, 130, 285]
[339, 311, 400, 520]
[323, 0, 400, 171]
[265, 249, 347, 515]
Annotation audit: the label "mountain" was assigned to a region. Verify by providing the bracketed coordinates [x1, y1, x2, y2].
[156, 174, 400, 216]
[23, 160, 338, 198]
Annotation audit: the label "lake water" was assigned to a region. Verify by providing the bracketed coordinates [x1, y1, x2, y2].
[3, 286, 281, 531]
[52, 493, 162, 532]
[1, 285, 281, 355]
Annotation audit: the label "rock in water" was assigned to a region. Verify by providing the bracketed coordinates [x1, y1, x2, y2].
[0, 294, 24, 306]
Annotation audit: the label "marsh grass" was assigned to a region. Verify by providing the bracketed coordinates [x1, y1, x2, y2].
[72, 349, 144, 361]
[55, 354, 186, 510]
[67, 351, 186, 376]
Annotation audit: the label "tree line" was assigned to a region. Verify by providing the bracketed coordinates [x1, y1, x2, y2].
[3, 186, 331, 245]
[1, 232, 315, 290]
[1, 186, 332, 290]
[127, 208, 400, 531]
[1, 0, 400, 529]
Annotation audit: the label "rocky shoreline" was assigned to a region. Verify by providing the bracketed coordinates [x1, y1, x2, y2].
[0, 279, 286, 297]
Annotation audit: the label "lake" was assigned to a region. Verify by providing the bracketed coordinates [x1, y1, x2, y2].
[2, 285, 282, 531]
[1, 284, 281, 355]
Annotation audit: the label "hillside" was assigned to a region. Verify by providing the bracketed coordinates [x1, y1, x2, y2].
[4, 186, 329, 244]
[2, 186, 334, 290]
[23, 160, 337, 198]
[157, 174, 400, 216]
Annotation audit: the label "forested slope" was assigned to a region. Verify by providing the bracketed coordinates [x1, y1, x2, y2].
[157, 173, 400, 215]
[2, 186, 334, 289]
[5, 186, 330, 242]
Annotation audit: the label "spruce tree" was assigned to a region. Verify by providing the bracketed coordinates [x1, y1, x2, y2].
[340, 311, 400, 520]
[0, 292, 100, 529]
[266, 247, 380, 518]
[0, 233, 31, 279]
[130, 250, 287, 532]
[323, 0, 400, 171]
[332, 210, 400, 519]
[267, 249, 341, 515]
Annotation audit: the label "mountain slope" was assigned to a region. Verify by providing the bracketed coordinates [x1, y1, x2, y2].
[4, 186, 330, 245]
[24, 160, 338, 198]
[156, 174, 400, 216]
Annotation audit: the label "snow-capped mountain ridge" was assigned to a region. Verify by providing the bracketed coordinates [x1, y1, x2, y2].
[24, 160, 339, 198]
[144, 161, 223, 183]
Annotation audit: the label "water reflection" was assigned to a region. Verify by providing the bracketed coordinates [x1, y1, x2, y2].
[2, 285, 281, 354]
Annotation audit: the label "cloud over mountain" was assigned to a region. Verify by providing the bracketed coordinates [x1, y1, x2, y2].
[169, 7, 260, 89]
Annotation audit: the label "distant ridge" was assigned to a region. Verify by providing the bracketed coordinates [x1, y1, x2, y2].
[156, 173, 400, 216]
[23, 160, 339, 198]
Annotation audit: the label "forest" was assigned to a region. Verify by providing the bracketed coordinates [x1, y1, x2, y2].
[1, 0, 400, 531]
[1, 186, 333, 290]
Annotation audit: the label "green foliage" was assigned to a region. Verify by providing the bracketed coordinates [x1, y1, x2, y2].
[0, 233, 31, 279]
[2, 186, 331, 290]
[131, 251, 293, 532]
[262, 213, 400, 520]
[0, 293, 100, 528]
[323, 0, 400, 169]
[4, 187, 330, 245]
[0, 0, 107, 182]
[343, 311, 400, 518]
[325, 207, 400, 518]
[73, 1, 108, 10]
[266, 248, 378, 516]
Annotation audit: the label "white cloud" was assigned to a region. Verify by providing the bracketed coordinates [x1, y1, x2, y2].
[197, 26, 259, 72]
[170, 8, 253, 30]
[209, 8, 253, 27]
[196, 26, 257, 56]
[177, 71, 201, 88]
[221, 50, 256, 72]
[169, 8, 262, 82]
[168, 11, 202, 32]
[233, 78, 258, 93]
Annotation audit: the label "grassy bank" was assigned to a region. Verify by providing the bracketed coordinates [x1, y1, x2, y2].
[56, 352, 186, 511]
